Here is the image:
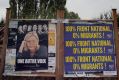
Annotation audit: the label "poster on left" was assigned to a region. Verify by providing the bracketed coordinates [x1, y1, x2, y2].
[4, 20, 56, 76]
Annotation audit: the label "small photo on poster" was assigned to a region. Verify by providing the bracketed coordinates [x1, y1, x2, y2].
[16, 20, 48, 71]
[7, 21, 18, 48]
[4, 49, 16, 74]
[7, 28, 17, 48]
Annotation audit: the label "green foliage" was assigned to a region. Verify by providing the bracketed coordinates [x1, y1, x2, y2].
[99, 11, 119, 27]
[39, 0, 66, 19]
[10, 0, 37, 19]
[9, 0, 79, 19]
[9, 0, 17, 18]
[64, 8, 80, 19]
[99, 11, 112, 19]
[54, 0, 66, 10]
[20, 0, 36, 18]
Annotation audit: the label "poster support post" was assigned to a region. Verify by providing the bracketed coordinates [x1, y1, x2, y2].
[112, 9, 119, 80]
[0, 8, 11, 79]
[56, 9, 64, 80]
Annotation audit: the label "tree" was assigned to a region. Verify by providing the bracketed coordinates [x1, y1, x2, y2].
[38, 0, 79, 19]
[9, 0, 17, 18]
[9, 0, 80, 19]
[99, 11, 112, 20]
[39, 0, 66, 19]
[99, 11, 119, 27]
[10, 0, 38, 19]
[64, 8, 80, 19]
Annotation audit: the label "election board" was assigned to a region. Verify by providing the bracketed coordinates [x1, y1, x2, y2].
[64, 22, 117, 77]
[4, 20, 56, 76]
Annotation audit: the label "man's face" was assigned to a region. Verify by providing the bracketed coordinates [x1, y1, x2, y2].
[28, 25, 32, 31]
[43, 25, 48, 31]
[33, 25, 37, 31]
[23, 25, 27, 31]
[26, 36, 38, 52]
[38, 25, 42, 31]
[18, 26, 23, 32]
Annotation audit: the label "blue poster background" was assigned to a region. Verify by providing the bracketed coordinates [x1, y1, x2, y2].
[64, 23, 116, 73]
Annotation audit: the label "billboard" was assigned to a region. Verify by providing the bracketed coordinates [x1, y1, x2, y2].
[4, 20, 56, 76]
[64, 22, 117, 77]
